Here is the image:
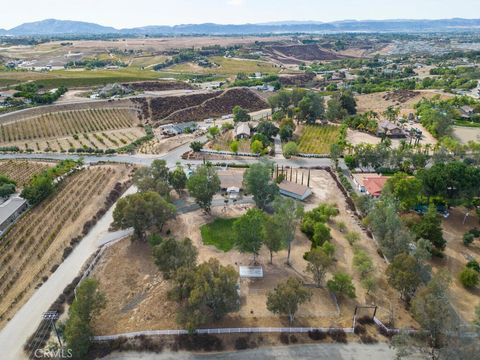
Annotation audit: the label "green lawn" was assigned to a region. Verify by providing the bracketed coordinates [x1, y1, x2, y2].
[200, 217, 238, 252]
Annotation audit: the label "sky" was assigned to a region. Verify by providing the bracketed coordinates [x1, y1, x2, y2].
[1, 0, 480, 29]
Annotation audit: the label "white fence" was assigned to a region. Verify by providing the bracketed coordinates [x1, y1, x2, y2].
[93, 327, 355, 341]
[297, 153, 330, 158]
[200, 149, 260, 157]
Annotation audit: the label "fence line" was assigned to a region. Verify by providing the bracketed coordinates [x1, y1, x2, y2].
[297, 153, 330, 158]
[199, 149, 260, 157]
[93, 326, 355, 341]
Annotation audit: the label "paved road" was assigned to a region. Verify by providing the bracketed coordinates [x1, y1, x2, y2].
[100, 343, 404, 360]
[0, 186, 137, 360]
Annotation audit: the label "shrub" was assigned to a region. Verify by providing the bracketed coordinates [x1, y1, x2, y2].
[360, 334, 378, 344]
[190, 141, 204, 152]
[354, 324, 366, 335]
[345, 231, 360, 245]
[463, 232, 475, 246]
[459, 267, 479, 288]
[279, 333, 290, 344]
[336, 221, 347, 233]
[466, 260, 480, 273]
[308, 329, 327, 341]
[234, 337, 249, 350]
[327, 328, 347, 343]
[176, 334, 223, 352]
[283, 142, 299, 158]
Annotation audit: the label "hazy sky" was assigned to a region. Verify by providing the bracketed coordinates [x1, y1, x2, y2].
[1, 0, 480, 29]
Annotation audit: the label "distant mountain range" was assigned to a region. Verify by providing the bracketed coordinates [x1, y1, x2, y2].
[1, 18, 480, 36]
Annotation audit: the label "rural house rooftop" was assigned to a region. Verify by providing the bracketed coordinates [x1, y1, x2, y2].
[278, 180, 312, 201]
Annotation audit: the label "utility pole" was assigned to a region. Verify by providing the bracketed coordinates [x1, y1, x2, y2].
[43, 311, 62, 347]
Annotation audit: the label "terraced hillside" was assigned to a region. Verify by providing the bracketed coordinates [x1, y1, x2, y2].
[152, 88, 268, 123]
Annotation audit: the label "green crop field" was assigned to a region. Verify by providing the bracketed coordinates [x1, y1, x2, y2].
[200, 217, 238, 252]
[297, 124, 341, 154]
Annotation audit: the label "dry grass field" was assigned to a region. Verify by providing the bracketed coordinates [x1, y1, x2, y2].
[0, 108, 145, 152]
[0, 164, 132, 328]
[0, 160, 54, 188]
[91, 170, 415, 336]
[355, 90, 453, 117]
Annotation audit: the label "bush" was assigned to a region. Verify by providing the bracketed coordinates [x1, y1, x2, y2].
[327, 328, 347, 343]
[354, 324, 366, 335]
[466, 260, 480, 273]
[176, 334, 223, 352]
[308, 329, 327, 341]
[360, 334, 378, 344]
[279, 333, 290, 344]
[283, 142, 299, 158]
[463, 232, 475, 246]
[345, 231, 360, 245]
[459, 267, 479, 288]
[234, 337, 249, 350]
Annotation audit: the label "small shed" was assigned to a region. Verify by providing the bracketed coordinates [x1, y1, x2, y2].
[239, 266, 264, 278]
[278, 181, 312, 201]
[235, 123, 251, 139]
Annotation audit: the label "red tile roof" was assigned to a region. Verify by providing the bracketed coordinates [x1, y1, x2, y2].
[363, 176, 389, 197]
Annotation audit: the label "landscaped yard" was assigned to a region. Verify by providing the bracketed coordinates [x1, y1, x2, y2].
[207, 131, 251, 153]
[200, 217, 238, 251]
[297, 124, 341, 154]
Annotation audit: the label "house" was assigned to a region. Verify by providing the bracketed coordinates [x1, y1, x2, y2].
[159, 122, 197, 136]
[460, 105, 475, 119]
[377, 120, 406, 138]
[278, 181, 312, 201]
[352, 174, 390, 197]
[0, 195, 28, 234]
[235, 123, 251, 139]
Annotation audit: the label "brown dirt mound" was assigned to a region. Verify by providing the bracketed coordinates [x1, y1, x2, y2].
[165, 88, 268, 123]
[123, 81, 193, 92]
[279, 73, 317, 86]
[268, 44, 347, 62]
[382, 90, 419, 104]
[150, 91, 221, 121]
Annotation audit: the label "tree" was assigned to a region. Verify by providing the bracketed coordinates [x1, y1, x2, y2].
[272, 196, 304, 265]
[113, 191, 176, 241]
[190, 141, 203, 152]
[327, 272, 356, 300]
[312, 222, 332, 247]
[387, 253, 422, 303]
[283, 141, 298, 158]
[459, 267, 479, 289]
[353, 248, 374, 278]
[297, 92, 324, 123]
[169, 259, 239, 331]
[384, 172, 422, 211]
[367, 196, 411, 261]
[21, 174, 54, 205]
[383, 106, 400, 122]
[187, 164, 220, 213]
[263, 215, 283, 264]
[64, 279, 105, 358]
[243, 162, 279, 210]
[168, 164, 187, 195]
[250, 139, 264, 154]
[266, 277, 312, 325]
[153, 237, 198, 279]
[279, 124, 294, 142]
[208, 126, 220, 139]
[410, 272, 452, 355]
[0, 175, 16, 198]
[329, 143, 343, 167]
[234, 208, 266, 263]
[305, 242, 335, 287]
[339, 91, 357, 115]
[233, 105, 251, 122]
[413, 204, 446, 255]
[134, 159, 171, 198]
[230, 140, 239, 153]
[256, 121, 279, 140]
[326, 95, 347, 122]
